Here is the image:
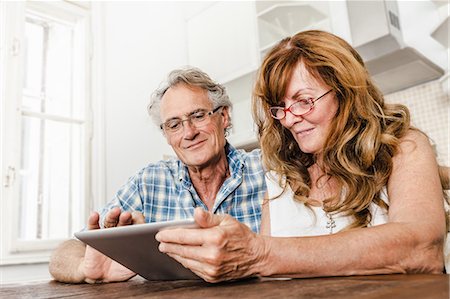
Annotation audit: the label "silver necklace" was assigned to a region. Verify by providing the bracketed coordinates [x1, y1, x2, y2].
[318, 183, 336, 234]
[323, 188, 345, 234]
[314, 170, 342, 235]
[325, 213, 336, 234]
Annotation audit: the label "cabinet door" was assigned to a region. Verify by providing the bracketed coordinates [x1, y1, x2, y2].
[228, 98, 258, 149]
[187, 1, 259, 83]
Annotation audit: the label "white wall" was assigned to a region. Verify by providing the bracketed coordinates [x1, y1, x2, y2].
[102, 1, 190, 203]
[385, 80, 449, 165]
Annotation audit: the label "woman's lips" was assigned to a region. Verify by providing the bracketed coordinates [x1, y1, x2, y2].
[296, 127, 315, 136]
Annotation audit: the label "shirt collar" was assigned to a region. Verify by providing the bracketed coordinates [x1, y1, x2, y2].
[177, 142, 244, 187]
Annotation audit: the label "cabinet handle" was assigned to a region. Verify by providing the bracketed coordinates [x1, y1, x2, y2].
[11, 38, 20, 56]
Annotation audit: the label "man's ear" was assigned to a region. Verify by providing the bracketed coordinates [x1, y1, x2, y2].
[221, 106, 231, 128]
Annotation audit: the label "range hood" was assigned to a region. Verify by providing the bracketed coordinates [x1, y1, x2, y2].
[346, 0, 444, 94]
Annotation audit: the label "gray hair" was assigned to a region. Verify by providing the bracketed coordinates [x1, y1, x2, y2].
[148, 67, 233, 132]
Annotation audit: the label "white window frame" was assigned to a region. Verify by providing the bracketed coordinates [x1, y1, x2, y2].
[0, 1, 97, 265]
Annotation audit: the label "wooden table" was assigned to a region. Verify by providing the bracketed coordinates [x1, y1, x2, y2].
[2, 274, 449, 299]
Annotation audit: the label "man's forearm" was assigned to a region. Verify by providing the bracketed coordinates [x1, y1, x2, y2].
[49, 239, 86, 283]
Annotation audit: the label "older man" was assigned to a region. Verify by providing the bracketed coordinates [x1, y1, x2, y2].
[49, 67, 266, 283]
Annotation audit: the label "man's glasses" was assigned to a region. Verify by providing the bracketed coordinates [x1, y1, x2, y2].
[269, 89, 333, 120]
[160, 106, 223, 133]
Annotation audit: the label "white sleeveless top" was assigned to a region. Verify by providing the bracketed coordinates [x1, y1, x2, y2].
[265, 172, 389, 237]
[266, 172, 450, 272]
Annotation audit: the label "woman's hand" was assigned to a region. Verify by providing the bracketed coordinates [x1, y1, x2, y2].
[156, 207, 268, 283]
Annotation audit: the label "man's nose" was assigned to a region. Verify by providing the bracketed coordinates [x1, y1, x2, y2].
[182, 119, 198, 139]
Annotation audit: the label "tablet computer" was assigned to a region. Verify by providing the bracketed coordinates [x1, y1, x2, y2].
[75, 218, 200, 281]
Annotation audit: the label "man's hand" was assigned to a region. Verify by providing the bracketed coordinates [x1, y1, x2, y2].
[156, 207, 268, 283]
[82, 208, 145, 283]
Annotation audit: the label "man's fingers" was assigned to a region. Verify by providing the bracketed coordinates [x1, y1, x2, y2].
[103, 207, 121, 228]
[103, 208, 145, 228]
[116, 211, 145, 226]
[87, 212, 101, 230]
[117, 211, 145, 226]
[131, 211, 145, 224]
[117, 211, 132, 227]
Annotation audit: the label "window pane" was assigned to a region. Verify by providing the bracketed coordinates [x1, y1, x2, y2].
[19, 116, 85, 240]
[19, 117, 41, 239]
[24, 19, 44, 95]
[45, 22, 75, 118]
[23, 15, 85, 120]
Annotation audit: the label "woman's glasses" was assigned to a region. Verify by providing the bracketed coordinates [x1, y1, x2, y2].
[269, 89, 333, 120]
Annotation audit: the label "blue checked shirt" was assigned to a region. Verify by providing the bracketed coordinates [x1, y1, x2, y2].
[99, 143, 266, 233]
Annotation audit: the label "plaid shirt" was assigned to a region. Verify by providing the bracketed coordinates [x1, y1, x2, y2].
[99, 143, 266, 233]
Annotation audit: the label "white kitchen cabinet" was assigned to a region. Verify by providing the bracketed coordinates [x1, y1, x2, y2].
[397, 0, 448, 71]
[431, 16, 449, 48]
[430, 0, 449, 95]
[256, 1, 331, 55]
[430, 0, 449, 49]
[186, 1, 259, 84]
[227, 93, 259, 150]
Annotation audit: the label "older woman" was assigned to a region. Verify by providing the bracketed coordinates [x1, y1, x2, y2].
[253, 28, 448, 268]
[156, 30, 449, 282]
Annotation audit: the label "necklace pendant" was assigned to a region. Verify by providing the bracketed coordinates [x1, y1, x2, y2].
[326, 214, 336, 234]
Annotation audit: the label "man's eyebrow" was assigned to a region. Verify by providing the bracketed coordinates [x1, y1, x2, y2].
[164, 108, 208, 122]
[164, 116, 182, 122]
[187, 108, 208, 116]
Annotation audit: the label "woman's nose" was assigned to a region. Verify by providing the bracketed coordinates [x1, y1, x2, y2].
[283, 111, 303, 128]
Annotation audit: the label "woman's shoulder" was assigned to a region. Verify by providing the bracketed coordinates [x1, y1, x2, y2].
[397, 129, 433, 156]
[400, 128, 429, 141]
[391, 129, 438, 180]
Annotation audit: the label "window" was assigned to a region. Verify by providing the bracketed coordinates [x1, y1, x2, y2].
[1, 1, 91, 263]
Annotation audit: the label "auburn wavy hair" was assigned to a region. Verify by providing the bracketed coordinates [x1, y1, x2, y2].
[252, 30, 414, 229]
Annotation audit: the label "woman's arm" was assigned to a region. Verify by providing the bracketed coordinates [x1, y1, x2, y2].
[157, 130, 446, 282]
